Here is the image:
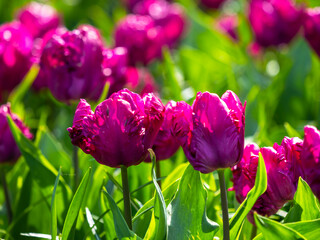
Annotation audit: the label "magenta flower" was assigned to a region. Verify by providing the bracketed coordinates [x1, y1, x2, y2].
[300, 126, 320, 199]
[125, 0, 172, 11]
[232, 138, 303, 223]
[40, 25, 106, 103]
[303, 8, 320, 57]
[68, 89, 165, 168]
[126, 68, 158, 96]
[17, 2, 61, 39]
[145, 100, 191, 161]
[0, 104, 32, 164]
[133, 0, 186, 47]
[114, 15, 164, 65]
[179, 90, 245, 173]
[0, 22, 33, 100]
[216, 15, 239, 42]
[249, 0, 303, 47]
[200, 0, 227, 9]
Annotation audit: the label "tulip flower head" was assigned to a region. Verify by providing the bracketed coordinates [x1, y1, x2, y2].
[300, 126, 320, 199]
[0, 22, 33, 100]
[303, 8, 320, 57]
[17, 2, 61, 39]
[179, 90, 246, 173]
[114, 14, 164, 65]
[232, 138, 302, 223]
[0, 104, 33, 164]
[146, 100, 191, 161]
[249, 0, 303, 47]
[40, 25, 106, 103]
[68, 89, 165, 168]
[133, 0, 186, 47]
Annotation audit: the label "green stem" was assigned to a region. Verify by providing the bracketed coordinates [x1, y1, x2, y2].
[121, 165, 132, 230]
[1, 168, 12, 224]
[251, 225, 257, 239]
[73, 146, 79, 191]
[156, 160, 161, 189]
[218, 169, 230, 240]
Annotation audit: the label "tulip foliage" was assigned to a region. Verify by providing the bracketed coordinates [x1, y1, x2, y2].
[1, 0, 320, 240]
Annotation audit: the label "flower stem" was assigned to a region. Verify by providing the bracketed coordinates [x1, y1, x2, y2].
[156, 160, 161, 189]
[251, 225, 257, 239]
[218, 169, 230, 240]
[73, 146, 79, 191]
[121, 165, 132, 229]
[1, 168, 12, 224]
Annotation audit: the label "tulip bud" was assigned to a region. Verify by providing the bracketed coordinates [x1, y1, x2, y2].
[300, 126, 320, 199]
[216, 15, 239, 42]
[114, 15, 164, 65]
[303, 8, 320, 57]
[200, 0, 227, 9]
[0, 104, 32, 164]
[248, 0, 303, 47]
[40, 25, 106, 103]
[0, 22, 33, 100]
[68, 89, 165, 168]
[232, 138, 303, 223]
[133, 0, 186, 47]
[17, 2, 61, 39]
[180, 90, 246, 173]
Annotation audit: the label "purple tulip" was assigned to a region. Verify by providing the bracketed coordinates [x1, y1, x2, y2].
[232, 137, 303, 223]
[125, 0, 172, 11]
[145, 100, 191, 161]
[249, 0, 303, 47]
[303, 8, 320, 57]
[0, 22, 33, 100]
[179, 90, 246, 173]
[0, 104, 32, 164]
[300, 126, 320, 199]
[32, 27, 67, 91]
[68, 89, 165, 168]
[133, 0, 186, 47]
[216, 15, 239, 42]
[40, 25, 106, 103]
[200, 0, 227, 9]
[114, 14, 164, 65]
[17, 2, 61, 39]
[126, 68, 159, 96]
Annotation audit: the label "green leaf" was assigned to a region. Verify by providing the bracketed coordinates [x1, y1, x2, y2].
[103, 190, 135, 239]
[284, 122, 302, 139]
[51, 168, 61, 240]
[167, 164, 219, 240]
[254, 213, 306, 240]
[7, 116, 72, 198]
[62, 168, 92, 240]
[227, 152, 267, 239]
[85, 207, 101, 240]
[8, 64, 39, 112]
[286, 219, 320, 239]
[144, 149, 168, 240]
[293, 177, 320, 221]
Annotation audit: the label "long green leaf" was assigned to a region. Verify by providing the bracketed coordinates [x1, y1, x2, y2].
[144, 149, 168, 240]
[51, 168, 61, 240]
[61, 168, 92, 240]
[293, 177, 320, 221]
[8, 64, 39, 111]
[254, 214, 306, 240]
[103, 190, 135, 239]
[167, 164, 219, 240]
[286, 219, 320, 239]
[227, 152, 267, 239]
